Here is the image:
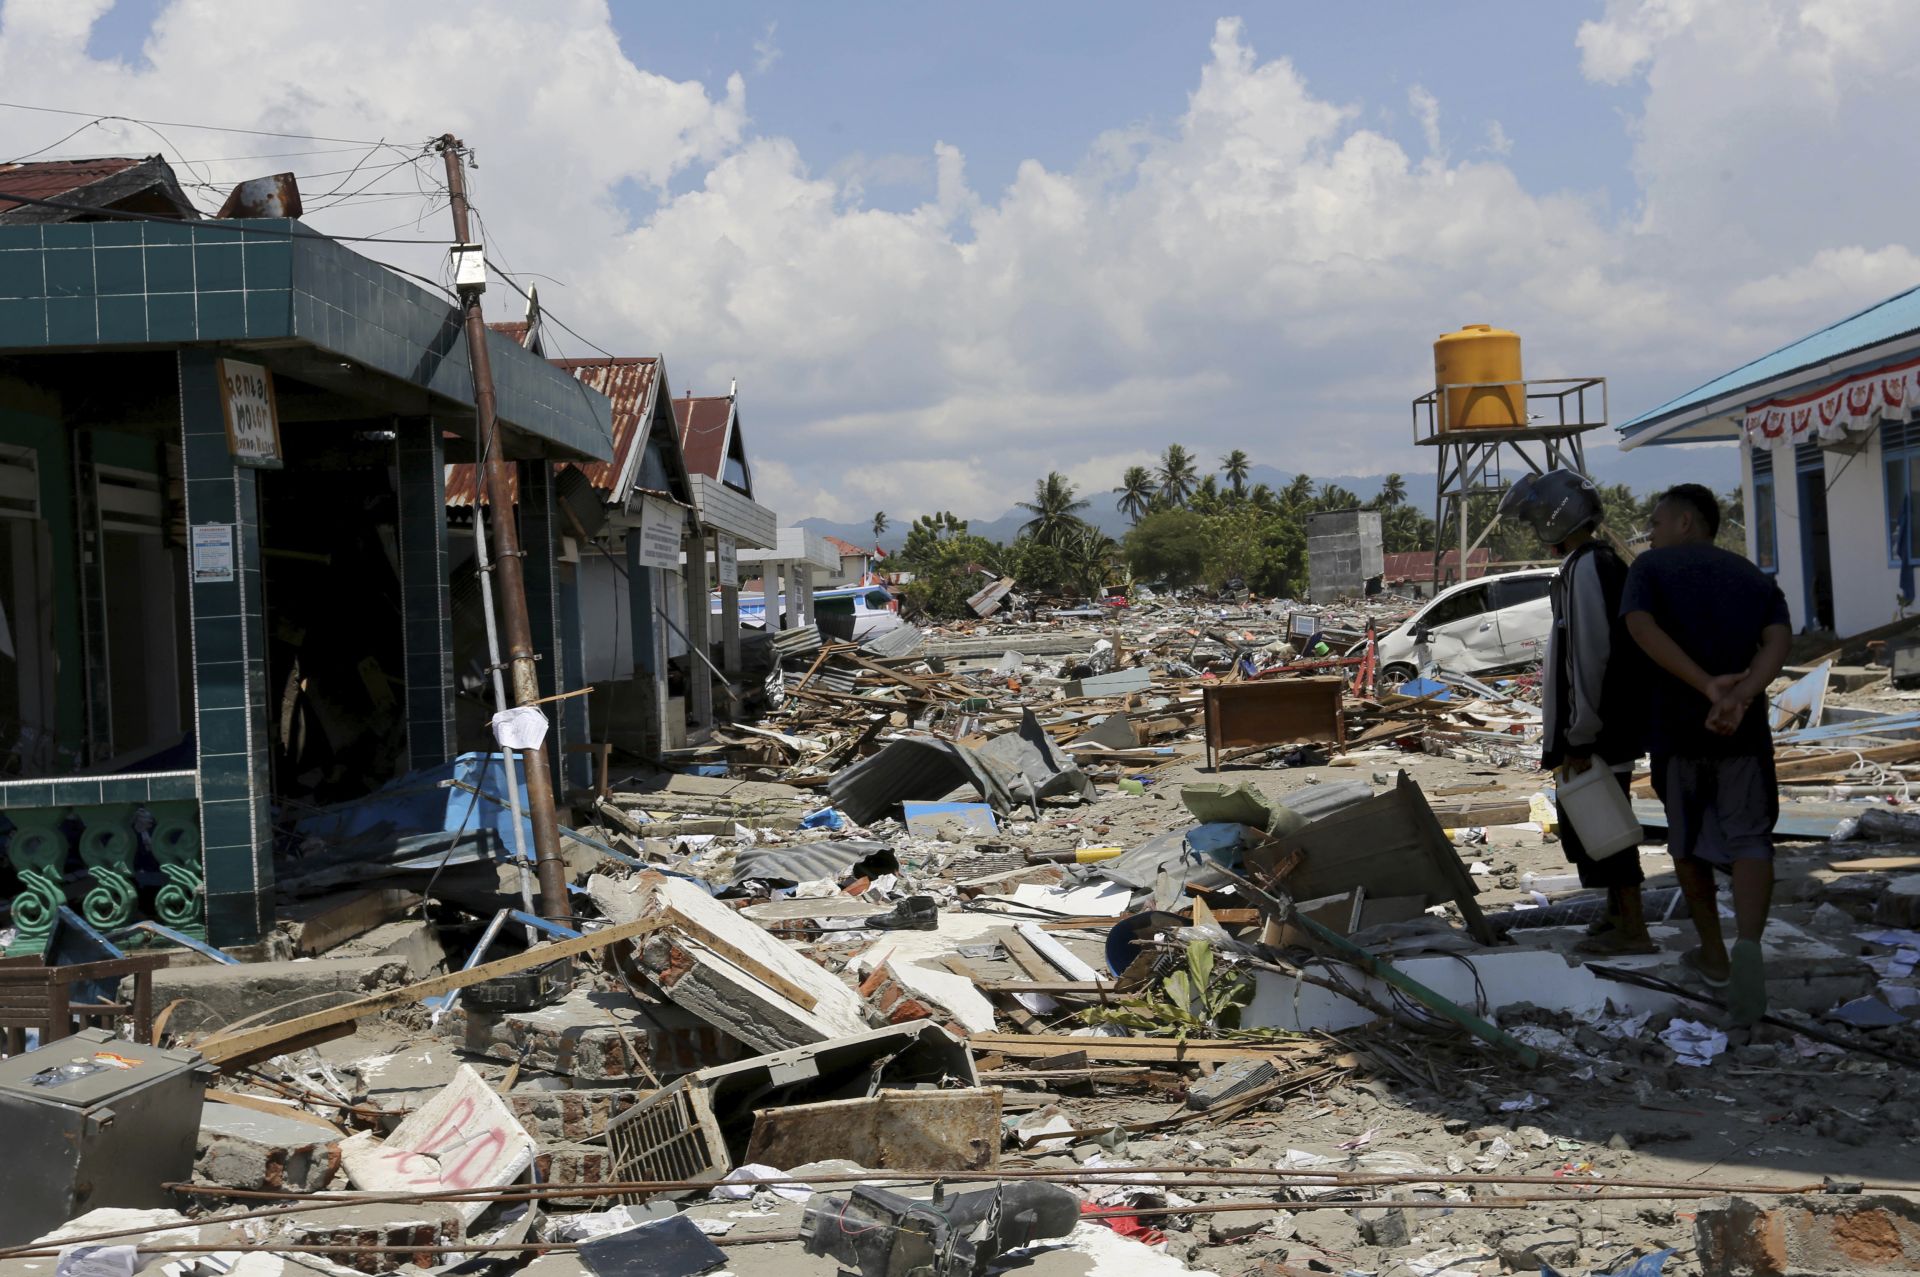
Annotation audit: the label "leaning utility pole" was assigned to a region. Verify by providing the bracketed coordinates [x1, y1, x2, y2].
[435, 134, 570, 921]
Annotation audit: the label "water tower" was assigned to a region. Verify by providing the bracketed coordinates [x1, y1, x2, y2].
[1411, 326, 1607, 585]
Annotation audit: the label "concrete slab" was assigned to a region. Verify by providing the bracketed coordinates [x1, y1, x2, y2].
[196, 1103, 341, 1193]
[593, 873, 872, 1053]
[455, 987, 746, 1080]
[1245, 918, 1873, 1031]
[340, 1064, 535, 1226]
[130, 955, 408, 1036]
[324, 918, 449, 979]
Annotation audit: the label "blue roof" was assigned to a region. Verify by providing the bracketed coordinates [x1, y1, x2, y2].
[1618, 280, 1920, 443]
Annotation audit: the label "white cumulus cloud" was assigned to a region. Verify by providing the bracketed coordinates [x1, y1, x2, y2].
[0, 4, 1916, 525]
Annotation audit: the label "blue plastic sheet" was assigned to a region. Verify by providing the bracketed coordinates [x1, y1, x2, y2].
[801, 807, 848, 830]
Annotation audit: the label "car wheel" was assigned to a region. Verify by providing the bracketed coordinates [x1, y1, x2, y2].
[1378, 663, 1418, 691]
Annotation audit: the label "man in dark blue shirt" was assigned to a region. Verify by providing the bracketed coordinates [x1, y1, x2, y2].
[1621, 484, 1791, 1027]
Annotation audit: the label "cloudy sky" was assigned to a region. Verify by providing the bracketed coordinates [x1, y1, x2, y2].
[3, 1, 1916, 523]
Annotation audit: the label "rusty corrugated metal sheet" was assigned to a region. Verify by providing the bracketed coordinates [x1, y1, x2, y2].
[216, 172, 301, 218]
[446, 356, 657, 508]
[673, 395, 732, 481]
[0, 157, 144, 214]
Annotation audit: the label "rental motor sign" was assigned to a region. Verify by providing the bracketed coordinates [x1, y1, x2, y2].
[216, 358, 284, 468]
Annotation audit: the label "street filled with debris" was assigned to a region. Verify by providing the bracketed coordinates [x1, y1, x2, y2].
[11, 593, 1920, 1277]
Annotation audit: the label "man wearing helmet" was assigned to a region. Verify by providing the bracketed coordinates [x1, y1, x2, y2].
[1501, 470, 1652, 954]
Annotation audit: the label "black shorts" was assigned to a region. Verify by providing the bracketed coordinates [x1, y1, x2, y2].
[1556, 768, 1645, 890]
[1651, 753, 1777, 870]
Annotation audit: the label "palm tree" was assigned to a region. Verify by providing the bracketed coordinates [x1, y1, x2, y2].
[1282, 473, 1315, 509]
[1316, 481, 1360, 511]
[1248, 482, 1276, 511]
[1158, 444, 1198, 506]
[1113, 465, 1155, 524]
[1190, 474, 1223, 516]
[1060, 525, 1119, 598]
[1220, 449, 1251, 499]
[1016, 471, 1091, 546]
[871, 511, 888, 543]
[1377, 474, 1407, 508]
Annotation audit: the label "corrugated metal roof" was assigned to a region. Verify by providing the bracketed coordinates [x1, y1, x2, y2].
[446, 356, 658, 507]
[674, 394, 734, 482]
[1619, 282, 1920, 443]
[0, 157, 144, 214]
[559, 358, 658, 495]
[1382, 549, 1489, 583]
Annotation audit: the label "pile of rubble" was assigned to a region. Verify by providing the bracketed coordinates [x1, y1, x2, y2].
[7, 612, 1920, 1277]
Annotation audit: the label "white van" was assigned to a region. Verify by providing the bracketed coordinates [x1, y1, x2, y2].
[1372, 568, 1555, 688]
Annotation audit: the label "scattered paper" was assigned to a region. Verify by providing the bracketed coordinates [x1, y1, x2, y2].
[1498, 1092, 1551, 1112]
[1335, 1127, 1378, 1150]
[1829, 995, 1907, 1028]
[1009, 880, 1134, 917]
[709, 1164, 814, 1203]
[1660, 1018, 1728, 1067]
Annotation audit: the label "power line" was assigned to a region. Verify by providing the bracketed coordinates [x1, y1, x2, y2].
[0, 101, 414, 148]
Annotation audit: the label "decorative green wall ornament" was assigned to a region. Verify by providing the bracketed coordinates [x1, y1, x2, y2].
[5, 808, 69, 956]
[75, 803, 138, 931]
[147, 801, 205, 938]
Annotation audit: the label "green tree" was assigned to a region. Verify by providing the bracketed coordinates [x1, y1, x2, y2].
[1282, 473, 1315, 510]
[1016, 471, 1091, 546]
[1379, 503, 1435, 553]
[1059, 525, 1120, 598]
[1221, 449, 1251, 498]
[1315, 481, 1361, 512]
[1124, 509, 1211, 589]
[1005, 535, 1066, 594]
[1114, 465, 1155, 524]
[1248, 482, 1276, 511]
[1207, 507, 1309, 596]
[1375, 473, 1407, 507]
[1189, 474, 1223, 516]
[898, 511, 969, 567]
[896, 530, 1005, 620]
[1158, 444, 1199, 506]
[871, 511, 888, 543]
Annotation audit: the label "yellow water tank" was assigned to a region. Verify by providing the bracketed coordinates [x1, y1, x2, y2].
[1434, 324, 1526, 431]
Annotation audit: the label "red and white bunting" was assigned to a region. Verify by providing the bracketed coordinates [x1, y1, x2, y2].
[1743, 354, 1920, 447]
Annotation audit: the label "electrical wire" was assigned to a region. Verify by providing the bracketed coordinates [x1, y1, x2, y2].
[0, 100, 416, 147]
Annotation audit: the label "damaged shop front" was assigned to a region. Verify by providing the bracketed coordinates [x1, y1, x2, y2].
[454, 359, 784, 763]
[0, 213, 613, 947]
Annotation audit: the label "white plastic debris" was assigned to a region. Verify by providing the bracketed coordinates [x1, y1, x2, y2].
[488, 704, 549, 750]
[1660, 1018, 1728, 1067]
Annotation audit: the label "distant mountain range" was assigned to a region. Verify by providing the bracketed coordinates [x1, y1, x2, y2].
[801, 445, 1730, 552]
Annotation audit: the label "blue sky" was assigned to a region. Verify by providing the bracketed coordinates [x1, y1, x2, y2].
[606, 4, 1639, 215]
[87, 2, 1638, 223]
[41, 1, 1920, 520]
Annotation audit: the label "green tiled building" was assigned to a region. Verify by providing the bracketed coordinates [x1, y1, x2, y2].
[0, 212, 613, 947]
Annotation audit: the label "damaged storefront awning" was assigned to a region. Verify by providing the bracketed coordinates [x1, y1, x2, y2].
[0, 217, 615, 463]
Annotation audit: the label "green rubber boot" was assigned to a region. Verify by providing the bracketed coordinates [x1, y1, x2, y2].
[1728, 938, 1767, 1027]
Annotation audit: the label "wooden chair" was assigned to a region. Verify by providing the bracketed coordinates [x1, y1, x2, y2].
[0, 951, 171, 1054]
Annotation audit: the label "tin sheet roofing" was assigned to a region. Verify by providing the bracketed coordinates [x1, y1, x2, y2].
[674, 394, 734, 481]
[0, 157, 145, 214]
[446, 356, 658, 507]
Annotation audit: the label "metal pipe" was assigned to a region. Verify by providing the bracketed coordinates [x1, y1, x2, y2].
[435, 133, 569, 921]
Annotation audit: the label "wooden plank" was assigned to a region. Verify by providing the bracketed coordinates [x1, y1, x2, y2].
[1829, 856, 1920, 872]
[197, 914, 672, 1071]
[287, 888, 422, 957]
[207, 1088, 348, 1135]
[940, 955, 1045, 1034]
[970, 1033, 1299, 1064]
[659, 907, 818, 1011]
[974, 979, 1115, 996]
